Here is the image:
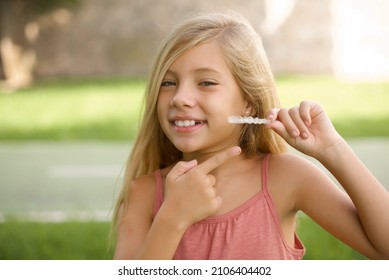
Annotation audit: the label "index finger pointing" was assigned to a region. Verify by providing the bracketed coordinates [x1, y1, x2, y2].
[197, 146, 242, 174]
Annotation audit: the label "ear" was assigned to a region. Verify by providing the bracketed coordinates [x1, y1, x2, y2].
[244, 102, 253, 116]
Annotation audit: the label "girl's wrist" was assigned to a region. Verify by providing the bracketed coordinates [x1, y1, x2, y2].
[316, 136, 348, 166]
[156, 204, 191, 233]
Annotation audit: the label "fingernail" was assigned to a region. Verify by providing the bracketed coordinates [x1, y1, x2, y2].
[301, 132, 309, 139]
[233, 146, 242, 154]
[187, 159, 198, 166]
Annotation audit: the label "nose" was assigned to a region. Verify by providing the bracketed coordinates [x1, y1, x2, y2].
[170, 83, 197, 109]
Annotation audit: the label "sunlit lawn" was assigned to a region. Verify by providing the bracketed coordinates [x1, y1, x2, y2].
[276, 75, 389, 138]
[0, 216, 366, 260]
[0, 78, 145, 141]
[297, 215, 366, 260]
[0, 221, 113, 260]
[1, 75, 389, 141]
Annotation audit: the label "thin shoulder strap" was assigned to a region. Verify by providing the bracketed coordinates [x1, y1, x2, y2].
[261, 154, 271, 193]
[152, 169, 164, 218]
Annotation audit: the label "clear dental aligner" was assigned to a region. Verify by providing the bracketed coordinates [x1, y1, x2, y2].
[228, 116, 272, 124]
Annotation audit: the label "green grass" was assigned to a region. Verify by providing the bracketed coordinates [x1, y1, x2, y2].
[0, 221, 114, 260]
[0, 217, 366, 260]
[1, 75, 389, 141]
[297, 215, 366, 260]
[0, 78, 145, 141]
[276, 75, 389, 138]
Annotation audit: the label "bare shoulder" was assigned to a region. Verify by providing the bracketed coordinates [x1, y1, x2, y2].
[126, 172, 158, 215]
[266, 152, 327, 213]
[269, 152, 344, 210]
[117, 171, 158, 225]
[130, 172, 156, 198]
[125, 166, 173, 215]
[268, 152, 330, 193]
[268, 152, 323, 180]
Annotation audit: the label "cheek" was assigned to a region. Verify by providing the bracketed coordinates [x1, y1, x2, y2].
[157, 94, 168, 117]
[156, 95, 172, 133]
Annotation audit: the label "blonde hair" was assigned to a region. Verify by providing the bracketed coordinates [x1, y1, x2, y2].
[112, 11, 286, 230]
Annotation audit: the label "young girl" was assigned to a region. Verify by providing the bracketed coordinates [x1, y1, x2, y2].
[112, 11, 389, 260]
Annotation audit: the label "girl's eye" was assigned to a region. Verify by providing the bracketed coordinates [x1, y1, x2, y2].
[161, 80, 176, 87]
[198, 81, 217, 87]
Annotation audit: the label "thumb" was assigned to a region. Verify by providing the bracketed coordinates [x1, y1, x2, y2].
[167, 159, 198, 182]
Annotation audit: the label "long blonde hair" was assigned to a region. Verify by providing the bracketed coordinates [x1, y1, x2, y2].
[112, 11, 286, 229]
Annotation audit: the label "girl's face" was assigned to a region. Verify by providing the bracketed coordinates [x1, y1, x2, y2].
[157, 40, 247, 159]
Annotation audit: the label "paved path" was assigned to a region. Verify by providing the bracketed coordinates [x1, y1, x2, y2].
[0, 142, 132, 222]
[0, 139, 388, 222]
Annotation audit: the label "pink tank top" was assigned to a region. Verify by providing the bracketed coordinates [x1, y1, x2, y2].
[152, 154, 305, 260]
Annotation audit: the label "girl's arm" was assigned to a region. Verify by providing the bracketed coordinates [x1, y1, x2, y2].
[113, 174, 179, 259]
[114, 168, 201, 260]
[267, 101, 389, 259]
[319, 136, 389, 257]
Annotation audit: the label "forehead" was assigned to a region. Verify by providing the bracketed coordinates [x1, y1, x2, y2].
[167, 41, 231, 76]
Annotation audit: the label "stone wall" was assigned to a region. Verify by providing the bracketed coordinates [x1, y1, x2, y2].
[3, 0, 389, 81]
[262, 0, 333, 74]
[32, 0, 267, 78]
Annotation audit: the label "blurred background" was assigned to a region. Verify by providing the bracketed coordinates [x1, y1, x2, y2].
[0, 0, 388, 259]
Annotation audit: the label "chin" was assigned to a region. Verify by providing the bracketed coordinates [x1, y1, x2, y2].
[174, 144, 198, 154]
[172, 140, 206, 154]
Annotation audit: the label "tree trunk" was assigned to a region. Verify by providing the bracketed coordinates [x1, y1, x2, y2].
[0, 0, 36, 91]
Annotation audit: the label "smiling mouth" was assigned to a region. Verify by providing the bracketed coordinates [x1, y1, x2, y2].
[173, 120, 206, 127]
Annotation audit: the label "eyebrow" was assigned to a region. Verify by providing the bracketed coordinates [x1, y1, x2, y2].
[194, 67, 222, 75]
[165, 67, 223, 76]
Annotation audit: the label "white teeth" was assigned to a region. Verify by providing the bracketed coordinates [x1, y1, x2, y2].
[174, 120, 198, 127]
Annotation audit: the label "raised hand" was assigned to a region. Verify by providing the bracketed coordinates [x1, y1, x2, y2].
[162, 146, 241, 230]
[266, 101, 343, 159]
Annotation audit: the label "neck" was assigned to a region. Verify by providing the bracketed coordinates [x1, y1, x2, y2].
[182, 145, 235, 163]
[183, 148, 253, 179]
